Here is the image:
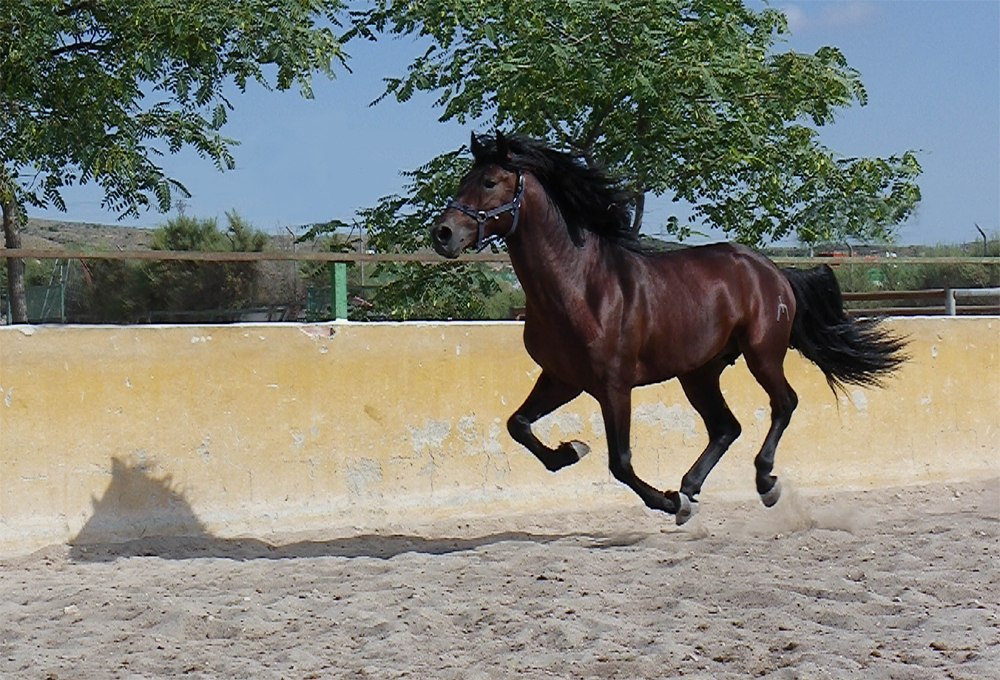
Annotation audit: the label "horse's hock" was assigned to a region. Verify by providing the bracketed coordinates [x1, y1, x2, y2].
[1, 318, 997, 555]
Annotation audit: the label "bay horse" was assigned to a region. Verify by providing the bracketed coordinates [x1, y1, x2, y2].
[432, 131, 906, 524]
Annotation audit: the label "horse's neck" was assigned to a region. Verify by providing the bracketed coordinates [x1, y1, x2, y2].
[506, 195, 598, 310]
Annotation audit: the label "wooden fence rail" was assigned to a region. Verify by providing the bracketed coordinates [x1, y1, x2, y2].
[843, 288, 1000, 316]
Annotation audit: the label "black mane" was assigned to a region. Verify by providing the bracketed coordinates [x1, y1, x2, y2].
[470, 133, 641, 251]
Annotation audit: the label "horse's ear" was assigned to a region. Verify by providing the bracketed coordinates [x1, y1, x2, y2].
[470, 131, 486, 161]
[495, 130, 511, 162]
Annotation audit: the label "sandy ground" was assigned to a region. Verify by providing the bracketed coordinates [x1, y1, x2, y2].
[1, 479, 997, 680]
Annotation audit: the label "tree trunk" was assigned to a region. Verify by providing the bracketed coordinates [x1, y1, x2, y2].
[2, 198, 28, 324]
[631, 191, 645, 235]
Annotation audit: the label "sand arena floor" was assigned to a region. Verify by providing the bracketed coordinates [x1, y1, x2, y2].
[1, 479, 997, 680]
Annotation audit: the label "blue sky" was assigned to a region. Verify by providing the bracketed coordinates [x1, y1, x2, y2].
[34, 0, 1000, 246]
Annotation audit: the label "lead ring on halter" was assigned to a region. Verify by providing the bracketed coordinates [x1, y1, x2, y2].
[445, 173, 525, 252]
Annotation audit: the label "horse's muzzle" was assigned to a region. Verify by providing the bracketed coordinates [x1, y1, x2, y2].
[431, 223, 464, 259]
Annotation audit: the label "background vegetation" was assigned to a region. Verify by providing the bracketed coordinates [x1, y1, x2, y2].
[2, 213, 269, 323]
[3, 218, 995, 324]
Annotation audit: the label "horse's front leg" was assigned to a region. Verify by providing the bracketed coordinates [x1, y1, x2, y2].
[508, 371, 589, 471]
[601, 389, 686, 517]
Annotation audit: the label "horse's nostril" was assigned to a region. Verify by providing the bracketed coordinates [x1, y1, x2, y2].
[436, 226, 453, 243]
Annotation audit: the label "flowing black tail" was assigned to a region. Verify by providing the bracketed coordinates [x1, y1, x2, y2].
[783, 265, 908, 391]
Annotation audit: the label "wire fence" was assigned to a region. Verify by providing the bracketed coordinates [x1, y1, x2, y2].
[3, 248, 999, 324]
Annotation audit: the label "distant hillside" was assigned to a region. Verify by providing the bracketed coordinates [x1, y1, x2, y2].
[23, 218, 154, 251]
[21, 218, 313, 254]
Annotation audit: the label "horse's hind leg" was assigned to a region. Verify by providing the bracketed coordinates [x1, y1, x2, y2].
[508, 371, 588, 471]
[742, 344, 798, 507]
[676, 365, 742, 523]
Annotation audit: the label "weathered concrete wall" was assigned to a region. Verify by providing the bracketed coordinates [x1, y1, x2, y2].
[1, 318, 997, 555]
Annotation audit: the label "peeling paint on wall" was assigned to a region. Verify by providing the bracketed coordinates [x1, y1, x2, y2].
[344, 458, 383, 498]
[407, 419, 452, 456]
[851, 390, 869, 414]
[590, 411, 605, 437]
[535, 412, 585, 444]
[633, 402, 698, 439]
[456, 414, 481, 456]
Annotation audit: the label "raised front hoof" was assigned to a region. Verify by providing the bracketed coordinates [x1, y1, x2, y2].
[545, 441, 591, 472]
[760, 478, 782, 508]
[675, 493, 699, 526]
[560, 440, 591, 462]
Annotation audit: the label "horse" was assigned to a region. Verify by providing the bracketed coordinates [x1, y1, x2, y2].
[432, 131, 907, 524]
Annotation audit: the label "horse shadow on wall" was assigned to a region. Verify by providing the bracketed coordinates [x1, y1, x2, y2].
[69, 457, 212, 561]
[69, 457, 605, 562]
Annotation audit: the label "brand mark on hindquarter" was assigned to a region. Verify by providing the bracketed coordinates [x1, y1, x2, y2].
[776, 296, 789, 321]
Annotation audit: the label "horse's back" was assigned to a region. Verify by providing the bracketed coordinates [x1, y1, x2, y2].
[643, 242, 788, 306]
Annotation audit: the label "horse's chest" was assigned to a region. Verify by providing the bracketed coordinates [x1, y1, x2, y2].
[522, 320, 557, 366]
[522, 315, 602, 386]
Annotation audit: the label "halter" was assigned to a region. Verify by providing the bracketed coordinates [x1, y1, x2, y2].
[445, 173, 525, 252]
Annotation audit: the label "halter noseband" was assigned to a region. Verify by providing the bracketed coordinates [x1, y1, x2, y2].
[445, 173, 525, 252]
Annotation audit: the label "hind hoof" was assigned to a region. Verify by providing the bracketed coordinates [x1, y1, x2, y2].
[676, 493, 699, 526]
[760, 478, 782, 508]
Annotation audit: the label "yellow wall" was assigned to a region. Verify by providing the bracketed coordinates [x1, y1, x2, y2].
[1, 318, 997, 555]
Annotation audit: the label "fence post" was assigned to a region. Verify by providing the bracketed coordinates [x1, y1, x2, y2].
[944, 288, 956, 316]
[330, 262, 348, 320]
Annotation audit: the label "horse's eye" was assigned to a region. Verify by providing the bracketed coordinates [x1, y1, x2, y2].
[482, 178, 497, 189]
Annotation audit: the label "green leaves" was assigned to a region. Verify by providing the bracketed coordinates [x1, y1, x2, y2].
[1, 0, 346, 220]
[344, 151, 502, 321]
[351, 0, 921, 246]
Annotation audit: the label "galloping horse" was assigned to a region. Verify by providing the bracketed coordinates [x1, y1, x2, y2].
[432, 132, 906, 524]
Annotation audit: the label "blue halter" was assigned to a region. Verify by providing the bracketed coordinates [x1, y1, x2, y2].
[445, 174, 525, 252]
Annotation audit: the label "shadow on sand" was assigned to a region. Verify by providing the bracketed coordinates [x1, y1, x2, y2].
[69, 458, 615, 563]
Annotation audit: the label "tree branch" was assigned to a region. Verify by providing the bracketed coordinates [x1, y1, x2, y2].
[51, 38, 120, 57]
[580, 101, 616, 162]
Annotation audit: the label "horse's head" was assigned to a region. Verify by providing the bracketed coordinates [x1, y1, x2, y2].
[432, 131, 524, 258]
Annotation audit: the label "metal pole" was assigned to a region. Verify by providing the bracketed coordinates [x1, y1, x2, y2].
[944, 288, 956, 316]
[331, 262, 348, 320]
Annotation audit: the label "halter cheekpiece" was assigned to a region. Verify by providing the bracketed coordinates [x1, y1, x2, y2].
[445, 173, 525, 252]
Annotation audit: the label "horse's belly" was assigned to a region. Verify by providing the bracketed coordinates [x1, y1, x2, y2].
[633, 306, 740, 383]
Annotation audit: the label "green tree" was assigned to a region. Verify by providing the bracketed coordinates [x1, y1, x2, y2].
[1, 0, 345, 322]
[299, 153, 502, 320]
[71, 211, 268, 323]
[144, 211, 267, 320]
[350, 0, 921, 245]
[357, 154, 501, 320]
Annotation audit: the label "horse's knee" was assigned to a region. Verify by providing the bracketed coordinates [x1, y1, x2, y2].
[507, 413, 529, 442]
